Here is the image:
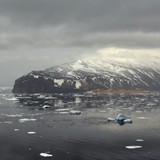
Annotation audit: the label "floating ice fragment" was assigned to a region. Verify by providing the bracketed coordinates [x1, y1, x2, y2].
[2, 114, 22, 117]
[108, 114, 132, 126]
[55, 108, 70, 112]
[6, 97, 19, 101]
[14, 129, 19, 131]
[125, 145, 142, 149]
[42, 105, 51, 109]
[40, 153, 53, 157]
[58, 112, 69, 114]
[19, 118, 36, 123]
[136, 139, 144, 142]
[69, 110, 81, 115]
[27, 131, 36, 134]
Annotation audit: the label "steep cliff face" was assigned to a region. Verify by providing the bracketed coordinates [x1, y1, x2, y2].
[12, 58, 160, 93]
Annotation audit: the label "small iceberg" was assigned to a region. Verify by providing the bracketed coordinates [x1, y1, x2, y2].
[125, 145, 142, 149]
[27, 131, 36, 134]
[108, 114, 132, 126]
[40, 153, 53, 157]
[42, 105, 51, 109]
[69, 110, 81, 115]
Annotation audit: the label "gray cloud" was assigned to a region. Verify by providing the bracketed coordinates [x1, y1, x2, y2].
[0, 0, 160, 50]
[0, 0, 160, 86]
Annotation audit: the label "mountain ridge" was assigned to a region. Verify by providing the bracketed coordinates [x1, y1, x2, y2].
[12, 57, 160, 93]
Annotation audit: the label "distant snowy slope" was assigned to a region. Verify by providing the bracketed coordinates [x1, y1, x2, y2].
[13, 56, 160, 93]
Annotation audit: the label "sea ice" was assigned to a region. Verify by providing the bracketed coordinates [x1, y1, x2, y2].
[40, 153, 53, 157]
[19, 118, 36, 123]
[69, 110, 81, 115]
[27, 131, 36, 134]
[136, 139, 144, 142]
[55, 108, 70, 112]
[42, 105, 51, 109]
[125, 145, 142, 149]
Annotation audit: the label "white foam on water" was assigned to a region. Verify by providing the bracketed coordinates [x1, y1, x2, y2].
[27, 131, 36, 134]
[125, 145, 142, 149]
[19, 118, 37, 123]
[40, 153, 53, 157]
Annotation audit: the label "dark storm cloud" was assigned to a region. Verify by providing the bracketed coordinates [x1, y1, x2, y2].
[0, 0, 160, 49]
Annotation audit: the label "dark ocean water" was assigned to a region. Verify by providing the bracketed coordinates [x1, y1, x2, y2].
[0, 91, 160, 160]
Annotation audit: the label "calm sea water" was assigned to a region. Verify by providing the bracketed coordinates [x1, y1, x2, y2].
[0, 91, 160, 160]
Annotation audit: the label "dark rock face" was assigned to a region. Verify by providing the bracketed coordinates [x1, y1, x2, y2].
[12, 59, 160, 93]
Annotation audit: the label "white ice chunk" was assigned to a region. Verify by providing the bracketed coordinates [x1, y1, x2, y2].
[125, 145, 142, 149]
[69, 110, 81, 115]
[27, 131, 36, 134]
[19, 118, 36, 123]
[42, 105, 51, 109]
[6, 97, 19, 101]
[55, 108, 70, 112]
[40, 153, 53, 157]
[136, 139, 144, 142]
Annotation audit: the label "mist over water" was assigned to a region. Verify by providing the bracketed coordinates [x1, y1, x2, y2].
[0, 90, 160, 160]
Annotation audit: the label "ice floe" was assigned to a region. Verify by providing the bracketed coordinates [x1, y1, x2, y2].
[58, 112, 69, 114]
[1, 113, 22, 117]
[40, 153, 53, 157]
[136, 139, 144, 142]
[27, 131, 36, 134]
[125, 145, 142, 149]
[5, 97, 19, 101]
[55, 108, 70, 112]
[42, 105, 51, 109]
[19, 118, 36, 123]
[14, 129, 20, 131]
[69, 110, 81, 115]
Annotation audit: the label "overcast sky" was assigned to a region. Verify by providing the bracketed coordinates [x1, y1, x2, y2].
[1, 0, 160, 87]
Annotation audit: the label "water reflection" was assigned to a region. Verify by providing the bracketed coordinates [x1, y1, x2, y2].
[14, 93, 160, 113]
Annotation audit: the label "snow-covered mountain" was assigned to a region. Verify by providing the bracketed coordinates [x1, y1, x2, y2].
[12, 57, 160, 93]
